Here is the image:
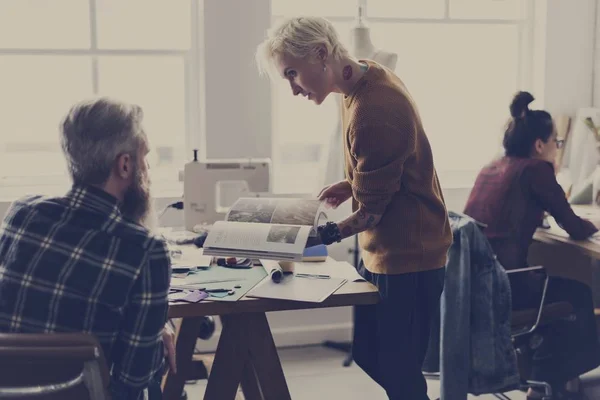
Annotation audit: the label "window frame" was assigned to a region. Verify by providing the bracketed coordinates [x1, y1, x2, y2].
[0, 0, 203, 198]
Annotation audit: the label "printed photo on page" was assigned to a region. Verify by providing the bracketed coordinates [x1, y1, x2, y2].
[204, 197, 330, 261]
[203, 221, 312, 261]
[225, 197, 328, 235]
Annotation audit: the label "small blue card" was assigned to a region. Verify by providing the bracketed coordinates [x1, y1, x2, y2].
[303, 245, 328, 261]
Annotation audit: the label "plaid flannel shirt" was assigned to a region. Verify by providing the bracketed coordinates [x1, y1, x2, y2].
[0, 185, 171, 398]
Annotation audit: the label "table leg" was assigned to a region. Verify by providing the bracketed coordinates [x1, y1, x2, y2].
[240, 359, 263, 400]
[163, 317, 203, 400]
[204, 315, 248, 400]
[204, 313, 291, 400]
[244, 313, 290, 400]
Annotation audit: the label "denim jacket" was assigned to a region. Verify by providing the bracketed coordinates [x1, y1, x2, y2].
[423, 212, 519, 399]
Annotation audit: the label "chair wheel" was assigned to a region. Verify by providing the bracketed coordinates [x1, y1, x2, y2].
[198, 316, 216, 340]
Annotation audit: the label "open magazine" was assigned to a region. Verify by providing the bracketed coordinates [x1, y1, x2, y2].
[203, 197, 328, 261]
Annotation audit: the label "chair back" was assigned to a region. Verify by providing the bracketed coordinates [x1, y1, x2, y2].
[0, 333, 110, 399]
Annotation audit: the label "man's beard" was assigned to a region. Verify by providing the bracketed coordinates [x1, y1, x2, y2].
[120, 167, 157, 231]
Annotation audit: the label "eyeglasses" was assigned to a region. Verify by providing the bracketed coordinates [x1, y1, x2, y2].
[554, 138, 565, 149]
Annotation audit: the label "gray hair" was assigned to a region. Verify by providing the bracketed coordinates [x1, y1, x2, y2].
[60, 97, 145, 185]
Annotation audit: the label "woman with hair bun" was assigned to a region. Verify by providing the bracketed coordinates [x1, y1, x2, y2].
[464, 91, 600, 399]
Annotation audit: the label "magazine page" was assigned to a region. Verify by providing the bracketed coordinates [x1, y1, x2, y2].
[225, 197, 327, 228]
[203, 221, 311, 261]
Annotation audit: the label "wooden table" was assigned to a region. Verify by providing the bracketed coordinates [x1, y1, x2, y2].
[161, 275, 379, 400]
[530, 205, 600, 287]
[530, 205, 600, 335]
[533, 205, 600, 259]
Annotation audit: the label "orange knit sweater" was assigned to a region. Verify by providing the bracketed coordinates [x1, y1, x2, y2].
[342, 60, 452, 274]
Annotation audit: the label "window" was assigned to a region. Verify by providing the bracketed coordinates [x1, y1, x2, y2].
[0, 0, 200, 198]
[270, 19, 353, 194]
[368, 22, 519, 182]
[270, 0, 532, 193]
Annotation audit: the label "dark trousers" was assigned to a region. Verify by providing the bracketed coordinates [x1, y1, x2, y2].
[147, 376, 164, 400]
[110, 370, 164, 400]
[512, 275, 600, 387]
[352, 263, 445, 400]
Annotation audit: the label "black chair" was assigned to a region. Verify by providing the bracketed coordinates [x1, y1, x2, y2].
[0, 332, 110, 399]
[504, 266, 575, 400]
[424, 266, 575, 400]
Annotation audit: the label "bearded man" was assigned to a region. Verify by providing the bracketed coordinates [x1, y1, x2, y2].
[0, 98, 173, 400]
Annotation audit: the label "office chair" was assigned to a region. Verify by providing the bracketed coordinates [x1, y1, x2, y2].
[425, 265, 575, 400]
[503, 266, 575, 400]
[0, 332, 110, 400]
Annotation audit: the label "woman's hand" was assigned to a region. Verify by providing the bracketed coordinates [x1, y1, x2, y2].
[318, 180, 352, 209]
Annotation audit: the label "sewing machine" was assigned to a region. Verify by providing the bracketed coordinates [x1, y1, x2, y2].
[183, 151, 272, 230]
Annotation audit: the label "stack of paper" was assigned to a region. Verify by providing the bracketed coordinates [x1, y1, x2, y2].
[170, 246, 213, 270]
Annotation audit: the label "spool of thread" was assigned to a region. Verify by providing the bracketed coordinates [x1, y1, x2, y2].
[268, 260, 295, 283]
[279, 260, 295, 273]
[270, 266, 283, 283]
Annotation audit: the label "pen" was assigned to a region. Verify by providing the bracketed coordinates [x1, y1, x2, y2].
[170, 287, 231, 293]
[198, 288, 231, 293]
[295, 273, 331, 279]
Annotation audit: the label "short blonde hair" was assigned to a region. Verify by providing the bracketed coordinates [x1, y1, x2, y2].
[256, 16, 349, 77]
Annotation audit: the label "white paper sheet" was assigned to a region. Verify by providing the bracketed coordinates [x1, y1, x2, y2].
[170, 246, 213, 269]
[292, 261, 365, 282]
[247, 274, 347, 303]
[542, 208, 600, 243]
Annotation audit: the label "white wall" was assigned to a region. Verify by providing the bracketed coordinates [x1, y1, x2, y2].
[595, 0, 600, 106]
[536, 0, 597, 114]
[202, 0, 272, 159]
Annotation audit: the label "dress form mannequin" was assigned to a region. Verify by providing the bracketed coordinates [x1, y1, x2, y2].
[351, 6, 398, 68]
[322, 6, 398, 186]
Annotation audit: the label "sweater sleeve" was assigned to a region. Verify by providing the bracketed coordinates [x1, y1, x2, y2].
[525, 161, 597, 240]
[349, 119, 416, 214]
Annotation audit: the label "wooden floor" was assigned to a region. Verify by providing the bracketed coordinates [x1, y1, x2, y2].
[183, 346, 534, 399]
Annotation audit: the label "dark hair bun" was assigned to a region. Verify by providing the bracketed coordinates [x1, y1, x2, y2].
[510, 91, 534, 118]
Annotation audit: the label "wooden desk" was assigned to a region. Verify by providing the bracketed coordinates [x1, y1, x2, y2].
[162, 276, 378, 400]
[531, 205, 600, 285]
[533, 205, 600, 260]
[531, 205, 600, 332]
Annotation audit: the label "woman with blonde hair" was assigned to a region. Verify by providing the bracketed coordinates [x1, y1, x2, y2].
[257, 17, 452, 400]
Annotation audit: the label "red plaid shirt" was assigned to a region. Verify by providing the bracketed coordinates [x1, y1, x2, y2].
[464, 157, 597, 269]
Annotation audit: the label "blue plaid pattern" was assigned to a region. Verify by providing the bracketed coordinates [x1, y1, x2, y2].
[0, 185, 171, 397]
